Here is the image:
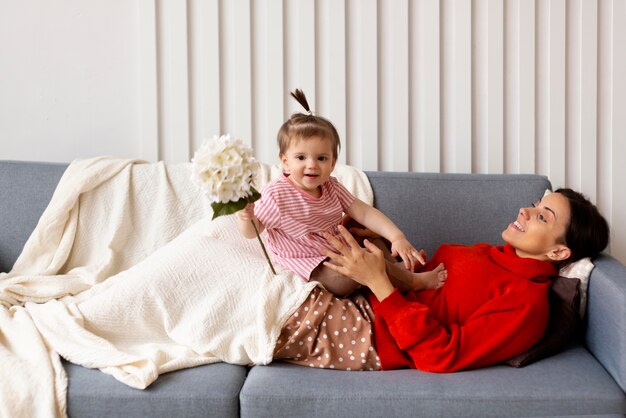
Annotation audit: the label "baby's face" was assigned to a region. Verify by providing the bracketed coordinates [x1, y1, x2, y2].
[280, 136, 336, 196]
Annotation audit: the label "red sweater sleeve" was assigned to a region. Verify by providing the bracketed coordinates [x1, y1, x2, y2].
[374, 287, 549, 372]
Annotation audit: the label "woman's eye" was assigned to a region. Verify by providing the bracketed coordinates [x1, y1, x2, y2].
[538, 214, 546, 223]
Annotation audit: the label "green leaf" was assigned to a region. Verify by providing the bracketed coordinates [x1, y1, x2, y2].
[210, 188, 262, 220]
[247, 187, 261, 204]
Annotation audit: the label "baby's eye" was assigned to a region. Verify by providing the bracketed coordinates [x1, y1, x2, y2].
[318, 156, 328, 161]
[296, 155, 306, 161]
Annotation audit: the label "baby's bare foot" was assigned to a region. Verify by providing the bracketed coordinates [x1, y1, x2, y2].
[413, 263, 447, 290]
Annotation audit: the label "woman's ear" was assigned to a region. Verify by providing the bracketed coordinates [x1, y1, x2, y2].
[547, 245, 572, 262]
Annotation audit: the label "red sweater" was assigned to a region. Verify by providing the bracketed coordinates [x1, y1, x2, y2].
[370, 243, 556, 372]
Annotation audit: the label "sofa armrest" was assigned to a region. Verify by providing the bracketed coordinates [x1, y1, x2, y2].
[585, 254, 626, 392]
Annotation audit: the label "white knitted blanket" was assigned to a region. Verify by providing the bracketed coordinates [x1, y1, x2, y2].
[0, 157, 373, 418]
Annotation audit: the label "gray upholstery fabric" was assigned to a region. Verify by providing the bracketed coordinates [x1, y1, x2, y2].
[586, 254, 626, 392]
[65, 361, 247, 418]
[0, 160, 68, 272]
[365, 172, 551, 257]
[241, 346, 626, 418]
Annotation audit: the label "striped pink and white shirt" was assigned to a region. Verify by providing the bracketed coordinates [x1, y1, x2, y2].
[254, 174, 356, 280]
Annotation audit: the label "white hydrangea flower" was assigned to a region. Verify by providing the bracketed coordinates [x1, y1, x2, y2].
[191, 134, 259, 204]
[190, 134, 275, 274]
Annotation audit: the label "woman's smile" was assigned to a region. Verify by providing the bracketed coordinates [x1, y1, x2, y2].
[511, 220, 525, 232]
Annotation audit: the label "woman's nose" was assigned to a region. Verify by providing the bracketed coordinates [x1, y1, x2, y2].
[519, 207, 530, 219]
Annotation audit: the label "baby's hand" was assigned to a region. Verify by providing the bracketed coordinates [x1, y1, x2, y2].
[236, 203, 256, 222]
[391, 238, 425, 271]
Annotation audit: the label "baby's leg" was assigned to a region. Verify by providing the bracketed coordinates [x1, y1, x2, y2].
[310, 263, 361, 297]
[386, 261, 447, 291]
[412, 263, 447, 290]
[353, 235, 446, 291]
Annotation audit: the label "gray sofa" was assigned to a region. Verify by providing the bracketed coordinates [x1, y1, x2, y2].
[1, 160, 625, 418]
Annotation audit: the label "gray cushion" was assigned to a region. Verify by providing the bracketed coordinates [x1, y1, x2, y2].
[0, 161, 68, 273]
[365, 172, 551, 257]
[240, 345, 626, 417]
[65, 361, 247, 418]
[506, 275, 582, 367]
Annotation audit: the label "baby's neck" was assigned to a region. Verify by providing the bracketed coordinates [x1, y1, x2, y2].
[305, 186, 322, 198]
[286, 175, 322, 198]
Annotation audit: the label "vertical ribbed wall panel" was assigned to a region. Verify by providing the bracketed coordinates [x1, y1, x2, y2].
[346, 0, 378, 171]
[474, 0, 504, 174]
[441, 0, 473, 173]
[379, 0, 410, 172]
[188, 0, 220, 154]
[566, 0, 598, 201]
[138, 0, 159, 162]
[284, 0, 316, 116]
[504, 0, 535, 175]
[410, 0, 441, 172]
[251, 0, 283, 164]
[317, 0, 347, 165]
[143, 0, 625, 261]
[609, 0, 626, 272]
[156, 0, 190, 163]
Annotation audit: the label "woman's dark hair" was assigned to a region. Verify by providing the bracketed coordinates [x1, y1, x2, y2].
[277, 89, 341, 159]
[555, 188, 609, 263]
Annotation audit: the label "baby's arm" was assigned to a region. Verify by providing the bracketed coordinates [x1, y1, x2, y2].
[236, 203, 265, 239]
[346, 199, 424, 270]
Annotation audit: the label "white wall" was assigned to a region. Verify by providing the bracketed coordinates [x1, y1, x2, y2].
[0, 0, 141, 160]
[1, 0, 625, 265]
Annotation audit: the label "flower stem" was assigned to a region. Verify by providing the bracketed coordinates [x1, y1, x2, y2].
[251, 220, 277, 275]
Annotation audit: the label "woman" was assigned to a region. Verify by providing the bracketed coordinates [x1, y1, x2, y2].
[272, 188, 609, 372]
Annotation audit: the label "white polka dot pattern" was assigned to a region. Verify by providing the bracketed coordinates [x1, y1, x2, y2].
[273, 287, 381, 371]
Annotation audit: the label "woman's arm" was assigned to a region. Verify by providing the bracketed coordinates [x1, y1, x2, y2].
[321, 225, 395, 301]
[375, 288, 549, 372]
[346, 199, 424, 270]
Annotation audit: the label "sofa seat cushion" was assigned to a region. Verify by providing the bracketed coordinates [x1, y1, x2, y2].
[65, 361, 247, 418]
[240, 345, 626, 417]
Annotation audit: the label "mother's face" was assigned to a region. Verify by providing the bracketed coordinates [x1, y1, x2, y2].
[501, 192, 572, 262]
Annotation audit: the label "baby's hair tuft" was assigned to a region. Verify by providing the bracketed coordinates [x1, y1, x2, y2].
[277, 88, 341, 159]
[290, 89, 311, 114]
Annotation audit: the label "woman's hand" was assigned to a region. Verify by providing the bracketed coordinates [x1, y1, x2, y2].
[320, 225, 395, 301]
[341, 215, 381, 239]
[391, 238, 425, 271]
[347, 224, 383, 240]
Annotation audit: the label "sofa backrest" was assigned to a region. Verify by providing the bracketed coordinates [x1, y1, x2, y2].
[0, 161, 551, 273]
[366, 172, 552, 257]
[0, 161, 68, 273]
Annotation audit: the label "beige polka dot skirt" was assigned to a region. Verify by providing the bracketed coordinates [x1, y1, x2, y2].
[273, 287, 381, 371]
